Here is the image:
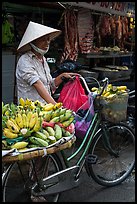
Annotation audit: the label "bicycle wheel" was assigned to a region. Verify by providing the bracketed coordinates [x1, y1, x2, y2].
[87, 123, 135, 187]
[3, 154, 63, 202]
[126, 105, 135, 131]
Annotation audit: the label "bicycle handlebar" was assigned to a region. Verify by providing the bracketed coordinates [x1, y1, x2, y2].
[97, 77, 109, 97]
[79, 76, 109, 97]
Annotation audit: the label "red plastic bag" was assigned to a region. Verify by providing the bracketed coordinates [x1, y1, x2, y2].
[58, 76, 88, 112]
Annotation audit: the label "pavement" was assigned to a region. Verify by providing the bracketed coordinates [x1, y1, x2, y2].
[3, 140, 135, 202]
[58, 141, 135, 203]
[58, 168, 135, 202]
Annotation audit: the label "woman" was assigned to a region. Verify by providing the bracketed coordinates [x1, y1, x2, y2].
[16, 21, 79, 105]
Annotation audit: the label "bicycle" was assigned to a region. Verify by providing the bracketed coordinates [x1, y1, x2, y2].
[2, 77, 135, 202]
[126, 90, 135, 131]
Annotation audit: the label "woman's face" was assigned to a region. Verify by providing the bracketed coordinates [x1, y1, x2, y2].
[33, 35, 51, 50]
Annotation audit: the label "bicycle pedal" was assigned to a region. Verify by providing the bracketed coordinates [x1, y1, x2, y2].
[85, 154, 98, 164]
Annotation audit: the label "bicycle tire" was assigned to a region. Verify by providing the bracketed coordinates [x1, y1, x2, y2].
[126, 105, 135, 131]
[3, 153, 63, 202]
[87, 122, 135, 187]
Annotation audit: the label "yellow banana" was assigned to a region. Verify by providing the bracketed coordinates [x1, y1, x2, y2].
[43, 103, 54, 111]
[26, 111, 33, 127]
[33, 117, 41, 132]
[19, 98, 25, 106]
[15, 113, 24, 128]
[34, 100, 42, 107]
[11, 141, 28, 150]
[117, 86, 127, 91]
[3, 128, 18, 139]
[22, 113, 27, 128]
[29, 102, 36, 110]
[6, 119, 20, 133]
[53, 102, 63, 110]
[25, 98, 32, 106]
[29, 112, 38, 129]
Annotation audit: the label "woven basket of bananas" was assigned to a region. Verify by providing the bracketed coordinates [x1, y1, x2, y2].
[91, 84, 129, 123]
[2, 99, 76, 162]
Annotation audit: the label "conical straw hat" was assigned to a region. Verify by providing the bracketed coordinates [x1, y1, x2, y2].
[17, 21, 61, 52]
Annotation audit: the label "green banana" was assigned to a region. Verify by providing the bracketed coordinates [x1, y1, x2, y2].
[50, 116, 60, 123]
[48, 136, 57, 144]
[33, 131, 48, 140]
[61, 128, 71, 137]
[2, 104, 10, 115]
[42, 110, 53, 121]
[42, 129, 50, 138]
[59, 110, 73, 122]
[58, 108, 67, 116]
[29, 136, 49, 147]
[62, 116, 74, 127]
[54, 124, 62, 140]
[45, 126, 55, 136]
[10, 102, 17, 115]
[28, 144, 40, 148]
[50, 108, 62, 119]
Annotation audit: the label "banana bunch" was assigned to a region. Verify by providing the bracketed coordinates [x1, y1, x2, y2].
[19, 98, 37, 110]
[42, 102, 62, 111]
[28, 122, 74, 147]
[91, 84, 128, 99]
[2, 99, 75, 150]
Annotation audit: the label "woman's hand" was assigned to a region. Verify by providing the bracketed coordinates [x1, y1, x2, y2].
[54, 72, 81, 87]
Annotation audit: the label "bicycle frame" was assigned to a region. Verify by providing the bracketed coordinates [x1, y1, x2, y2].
[31, 112, 101, 196]
[62, 112, 100, 165]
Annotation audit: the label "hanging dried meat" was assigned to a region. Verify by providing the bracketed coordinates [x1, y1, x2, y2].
[109, 16, 116, 37]
[77, 9, 94, 54]
[115, 16, 123, 40]
[60, 9, 78, 63]
[96, 15, 112, 47]
[122, 16, 129, 38]
[100, 15, 112, 38]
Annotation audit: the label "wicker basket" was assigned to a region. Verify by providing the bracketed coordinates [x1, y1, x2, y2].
[2, 135, 76, 163]
[97, 92, 129, 123]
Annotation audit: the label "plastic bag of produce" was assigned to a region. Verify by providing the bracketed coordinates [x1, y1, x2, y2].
[100, 92, 129, 123]
[58, 76, 88, 112]
[74, 92, 95, 138]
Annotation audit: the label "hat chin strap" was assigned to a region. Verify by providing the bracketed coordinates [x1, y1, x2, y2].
[30, 43, 49, 56]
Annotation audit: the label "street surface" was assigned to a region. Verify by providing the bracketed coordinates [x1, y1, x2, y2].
[58, 168, 135, 202]
[58, 141, 135, 202]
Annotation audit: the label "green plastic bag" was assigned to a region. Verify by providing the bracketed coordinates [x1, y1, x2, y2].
[2, 19, 14, 45]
